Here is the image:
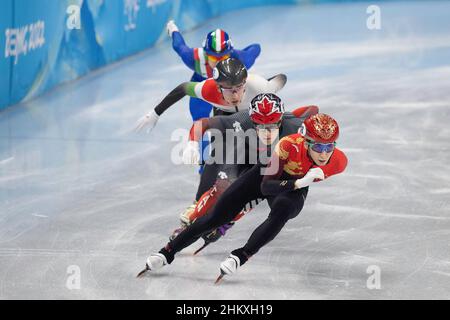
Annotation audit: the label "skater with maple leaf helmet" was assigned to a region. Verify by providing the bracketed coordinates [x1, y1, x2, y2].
[137, 113, 347, 282]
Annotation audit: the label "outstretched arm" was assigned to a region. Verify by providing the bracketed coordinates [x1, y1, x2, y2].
[134, 82, 193, 133]
[189, 118, 211, 142]
[154, 82, 190, 116]
[183, 116, 223, 164]
[233, 44, 261, 69]
[260, 155, 324, 196]
[188, 116, 224, 141]
[171, 32, 196, 71]
[292, 105, 319, 119]
[166, 20, 196, 71]
[181, 118, 211, 164]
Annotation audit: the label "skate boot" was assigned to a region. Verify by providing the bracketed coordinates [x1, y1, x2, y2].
[136, 253, 168, 278]
[215, 254, 240, 284]
[169, 201, 197, 241]
[214, 249, 250, 284]
[220, 254, 241, 275]
[146, 253, 168, 270]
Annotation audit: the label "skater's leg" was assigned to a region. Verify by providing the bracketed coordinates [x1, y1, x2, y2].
[161, 165, 265, 262]
[195, 163, 220, 201]
[232, 187, 309, 265]
[169, 175, 231, 242]
[170, 164, 222, 241]
[191, 177, 231, 222]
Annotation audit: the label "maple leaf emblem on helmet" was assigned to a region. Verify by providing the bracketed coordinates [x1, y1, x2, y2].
[256, 97, 275, 115]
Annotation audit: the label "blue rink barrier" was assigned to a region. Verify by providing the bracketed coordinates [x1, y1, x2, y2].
[0, 0, 392, 110]
[0, 0, 13, 109]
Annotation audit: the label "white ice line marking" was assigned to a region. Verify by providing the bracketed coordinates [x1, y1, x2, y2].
[314, 203, 450, 221]
[0, 157, 14, 166]
[31, 213, 48, 218]
[432, 271, 450, 277]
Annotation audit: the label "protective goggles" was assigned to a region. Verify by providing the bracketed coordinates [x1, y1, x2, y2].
[207, 54, 230, 62]
[306, 141, 336, 153]
[255, 122, 281, 130]
[219, 82, 245, 94]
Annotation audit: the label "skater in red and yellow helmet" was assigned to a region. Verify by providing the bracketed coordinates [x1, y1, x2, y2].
[169, 94, 319, 253]
[138, 113, 347, 281]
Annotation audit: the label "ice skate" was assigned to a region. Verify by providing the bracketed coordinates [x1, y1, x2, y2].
[214, 254, 240, 284]
[136, 253, 168, 278]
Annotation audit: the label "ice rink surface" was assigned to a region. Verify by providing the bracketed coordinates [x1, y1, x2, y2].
[1, 1, 450, 299]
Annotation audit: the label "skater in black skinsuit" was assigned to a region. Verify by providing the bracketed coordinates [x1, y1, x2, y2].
[168, 94, 318, 250]
[138, 111, 347, 281]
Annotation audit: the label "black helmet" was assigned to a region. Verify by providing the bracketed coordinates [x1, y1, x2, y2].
[213, 58, 248, 87]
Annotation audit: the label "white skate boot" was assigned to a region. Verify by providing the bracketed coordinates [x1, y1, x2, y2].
[215, 254, 241, 284]
[147, 253, 168, 270]
[137, 253, 168, 278]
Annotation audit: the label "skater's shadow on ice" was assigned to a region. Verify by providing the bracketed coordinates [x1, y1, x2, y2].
[137, 272, 171, 279]
[180, 250, 229, 259]
[170, 273, 241, 286]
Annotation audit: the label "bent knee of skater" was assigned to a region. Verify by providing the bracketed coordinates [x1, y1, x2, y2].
[271, 197, 297, 211]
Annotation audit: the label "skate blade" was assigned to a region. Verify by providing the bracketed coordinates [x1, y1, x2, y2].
[214, 273, 224, 285]
[136, 266, 149, 278]
[194, 242, 209, 255]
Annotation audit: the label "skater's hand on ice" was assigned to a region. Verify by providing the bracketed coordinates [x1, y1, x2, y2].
[182, 141, 200, 165]
[166, 20, 179, 37]
[294, 168, 324, 189]
[134, 110, 159, 134]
